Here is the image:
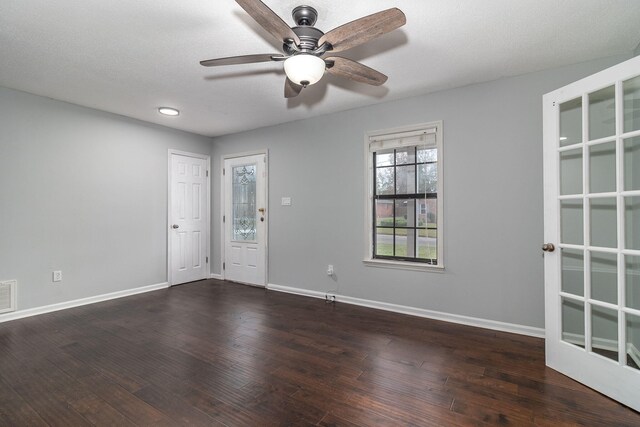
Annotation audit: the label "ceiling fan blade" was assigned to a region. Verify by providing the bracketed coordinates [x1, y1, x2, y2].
[284, 77, 303, 98]
[200, 54, 285, 67]
[325, 57, 387, 86]
[318, 8, 406, 54]
[236, 0, 301, 45]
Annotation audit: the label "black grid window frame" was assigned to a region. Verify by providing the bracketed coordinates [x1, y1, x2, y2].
[372, 146, 437, 264]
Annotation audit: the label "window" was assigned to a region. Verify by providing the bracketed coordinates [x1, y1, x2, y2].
[364, 122, 443, 269]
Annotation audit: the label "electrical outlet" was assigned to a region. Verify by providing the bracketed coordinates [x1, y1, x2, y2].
[52, 271, 62, 282]
[327, 264, 334, 276]
[325, 293, 336, 303]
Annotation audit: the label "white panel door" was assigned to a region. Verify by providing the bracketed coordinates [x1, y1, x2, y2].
[170, 153, 208, 285]
[543, 55, 640, 411]
[224, 154, 267, 286]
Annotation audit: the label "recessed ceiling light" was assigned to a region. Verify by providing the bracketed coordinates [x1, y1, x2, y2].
[158, 107, 180, 116]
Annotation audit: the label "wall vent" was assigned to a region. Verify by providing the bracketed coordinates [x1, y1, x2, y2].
[0, 280, 17, 314]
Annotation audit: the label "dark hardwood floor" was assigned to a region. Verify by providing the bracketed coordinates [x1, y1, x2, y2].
[0, 279, 638, 426]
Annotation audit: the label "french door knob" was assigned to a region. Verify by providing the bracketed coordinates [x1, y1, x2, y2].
[542, 243, 555, 252]
[172, 224, 179, 229]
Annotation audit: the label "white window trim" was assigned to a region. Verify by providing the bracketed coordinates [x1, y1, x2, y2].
[363, 121, 444, 271]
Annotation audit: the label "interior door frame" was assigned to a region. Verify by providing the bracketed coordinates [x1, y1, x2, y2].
[543, 55, 640, 411]
[220, 149, 269, 285]
[167, 149, 211, 286]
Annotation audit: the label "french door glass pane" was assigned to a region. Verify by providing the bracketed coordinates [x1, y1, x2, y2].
[562, 298, 585, 348]
[589, 142, 616, 193]
[561, 248, 584, 296]
[626, 313, 640, 370]
[232, 165, 256, 241]
[624, 136, 640, 191]
[623, 75, 640, 133]
[626, 255, 640, 310]
[590, 252, 618, 304]
[560, 97, 582, 147]
[590, 198, 617, 248]
[561, 200, 583, 245]
[591, 305, 618, 362]
[560, 149, 582, 195]
[625, 196, 640, 250]
[589, 86, 616, 141]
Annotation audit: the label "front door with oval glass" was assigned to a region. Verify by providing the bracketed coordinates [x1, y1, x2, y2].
[543, 55, 640, 411]
[223, 154, 267, 286]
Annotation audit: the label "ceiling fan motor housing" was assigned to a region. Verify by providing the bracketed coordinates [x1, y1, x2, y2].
[283, 6, 325, 54]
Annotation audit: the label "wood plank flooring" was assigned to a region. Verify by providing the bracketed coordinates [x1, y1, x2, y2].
[0, 279, 638, 426]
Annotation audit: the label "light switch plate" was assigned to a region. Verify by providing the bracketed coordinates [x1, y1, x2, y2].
[281, 197, 292, 206]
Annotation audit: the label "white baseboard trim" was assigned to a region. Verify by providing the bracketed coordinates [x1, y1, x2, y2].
[266, 283, 545, 338]
[210, 273, 224, 280]
[0, 282, 169, 324]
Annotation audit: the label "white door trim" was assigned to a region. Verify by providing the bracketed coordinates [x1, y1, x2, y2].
[219, 149, 269, 285]
[168, 149, 211, 286]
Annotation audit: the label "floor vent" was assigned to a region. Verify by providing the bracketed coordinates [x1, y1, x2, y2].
[0, 280, 17, 314]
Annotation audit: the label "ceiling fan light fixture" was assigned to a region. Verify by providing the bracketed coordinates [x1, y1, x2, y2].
[283, 54, 326, 86]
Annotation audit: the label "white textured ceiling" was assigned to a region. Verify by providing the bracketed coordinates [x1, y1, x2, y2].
[1, 0, 639, 137]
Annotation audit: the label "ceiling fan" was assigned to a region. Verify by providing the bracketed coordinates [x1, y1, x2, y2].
[200, 0, 406, 98]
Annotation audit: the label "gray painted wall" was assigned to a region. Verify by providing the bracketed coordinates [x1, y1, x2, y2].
[211, 54, 630, 329]
[0, 87, 211, 312]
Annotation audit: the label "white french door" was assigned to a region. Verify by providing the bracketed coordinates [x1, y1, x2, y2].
[169, 151, 209, 285]
[223, 153, 267, 286]
[543, 55, 640, 411]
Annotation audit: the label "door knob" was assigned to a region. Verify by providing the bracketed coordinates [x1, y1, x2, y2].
[542, 243, 555, 252]
[172, 224, 179, 229]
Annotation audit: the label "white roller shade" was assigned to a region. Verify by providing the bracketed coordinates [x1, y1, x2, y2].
[369, 127, 437, 151]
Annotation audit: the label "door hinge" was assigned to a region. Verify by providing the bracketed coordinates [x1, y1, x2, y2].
[223, 262, 225, 270]
[223, 215, 225, 223]
[206, 170, 209, 177]
[206, 256, 209, 263]
[223, 168, 225, 176]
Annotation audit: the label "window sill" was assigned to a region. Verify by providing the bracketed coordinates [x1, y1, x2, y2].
[363, 258, 445, 272]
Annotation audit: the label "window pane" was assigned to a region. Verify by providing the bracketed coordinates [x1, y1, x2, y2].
[375, 200, 394, 227]
[376, 149, 394, 167]
[590, 251, 617, 304]
[625, 255, 640, 310]
[417, 198, 437, 229]
[396, 147, 415, 165]
[395, 199, 415, 227]
[560, 148, 582, 195]
[590, 198, 617, 248]
[623, 75, 640, 133]
[561, 248, 583, 296]
[418, 230, 437, 262]
[591, 305, 618, 362]
[395, 229, 415, 258]
[561, 200, 583, 245]
[375, 228, 393, 256]
[589, 85, 615, 141]
[417, 148, 437, 162]
[418, 163, 437, 193]
[624, 136, 640, 191]
[589, 142, 616, 194]
[376, 167, 394, 195]
[626, 196, 640, 250]
[396, 165, 416, 194]
[560, 97, 582, 147]
[626, 313, 640, 370]
[562, 298, 585, 349]
[232, 165, 256, 241]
